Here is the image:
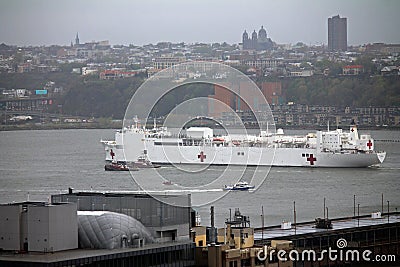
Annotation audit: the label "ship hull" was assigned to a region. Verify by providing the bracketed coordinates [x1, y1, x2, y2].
[103, 133, 385, 168]
[147, 146, 384, 168]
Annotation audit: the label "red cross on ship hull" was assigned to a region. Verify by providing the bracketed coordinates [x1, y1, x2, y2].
[366, 140, 373, 150]
[198, 151, 206, 162]
[307, 154, 317, 166]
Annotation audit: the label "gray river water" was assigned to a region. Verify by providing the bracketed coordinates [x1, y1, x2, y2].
[0, 128, 399, 227]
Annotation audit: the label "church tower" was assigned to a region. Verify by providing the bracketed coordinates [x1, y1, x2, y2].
[75, 32, 80, 46]
[251, 30, 258, 50]
[242, 30, 249, 49]
[242, 30, 249, 43]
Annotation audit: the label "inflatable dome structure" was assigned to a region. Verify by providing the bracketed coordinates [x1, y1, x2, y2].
[78, 211, 154, 249]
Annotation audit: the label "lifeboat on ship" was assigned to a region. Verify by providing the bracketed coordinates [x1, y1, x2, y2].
[232, 140, 241, 146]
[212, 137, 225, 144]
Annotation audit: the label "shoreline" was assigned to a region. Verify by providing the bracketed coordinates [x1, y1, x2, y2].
[0, 123, 121, 131]
[1, 122, 399, 132]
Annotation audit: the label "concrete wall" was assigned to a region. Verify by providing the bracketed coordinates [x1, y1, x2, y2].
[49, 204, 78, 251]
[20, 210, 28, 250]
[0, 205, 21, 250]
[27, 205, 50, 252]
[192, 226, 207, 247]
[231, 227, 254, 249]
[153, 223, 189, 243]
[28, 203, 78, 252]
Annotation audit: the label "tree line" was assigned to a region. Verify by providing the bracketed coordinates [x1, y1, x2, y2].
[281, 75, 400, 107]
[0, 71, 399, 119]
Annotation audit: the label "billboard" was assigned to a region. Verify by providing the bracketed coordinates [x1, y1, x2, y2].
[35, 89, 48, 95]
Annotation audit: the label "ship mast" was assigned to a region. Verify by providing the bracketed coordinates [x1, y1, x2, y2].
[133, 116, 138, 129]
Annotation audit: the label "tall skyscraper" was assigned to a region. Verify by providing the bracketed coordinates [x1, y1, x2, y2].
[328, 15, 347, 51]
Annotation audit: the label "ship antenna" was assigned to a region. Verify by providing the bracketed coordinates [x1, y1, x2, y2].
[133, 116, 138, 129]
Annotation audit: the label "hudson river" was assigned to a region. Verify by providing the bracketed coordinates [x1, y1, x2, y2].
[0, 129, 399, 227]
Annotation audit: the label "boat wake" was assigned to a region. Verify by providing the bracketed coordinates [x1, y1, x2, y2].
[85, 188, 225, 194]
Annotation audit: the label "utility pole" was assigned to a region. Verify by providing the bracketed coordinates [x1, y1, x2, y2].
[261, 206, 264, 240]
[294, 201, 297, 235]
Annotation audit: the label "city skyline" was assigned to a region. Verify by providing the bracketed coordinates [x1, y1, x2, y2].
[0, 0, 399, 47]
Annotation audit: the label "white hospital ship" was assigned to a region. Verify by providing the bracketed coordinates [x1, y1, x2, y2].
[101, 122, 386, 168]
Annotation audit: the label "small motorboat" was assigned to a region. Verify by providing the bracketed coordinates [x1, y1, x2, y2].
[105, 162, 135, 171]
[134, 154, 161, 168]
[223, 181, 255, 191]
[162, 180, 173, 185]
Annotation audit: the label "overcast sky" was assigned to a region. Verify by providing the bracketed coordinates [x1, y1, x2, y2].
[0, 0, 399, 47]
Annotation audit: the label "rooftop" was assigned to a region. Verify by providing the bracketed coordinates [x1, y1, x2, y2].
[0, 241, 194, 264]
[254, 213, 400, 240]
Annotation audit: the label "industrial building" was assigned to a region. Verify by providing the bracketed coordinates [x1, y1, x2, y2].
[0, 201, 78, 253]
[192, 208, 293, 267]
[192, 208, 400, 267]
[51, 190, 192, 243]
[0, 191, 195, 267]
